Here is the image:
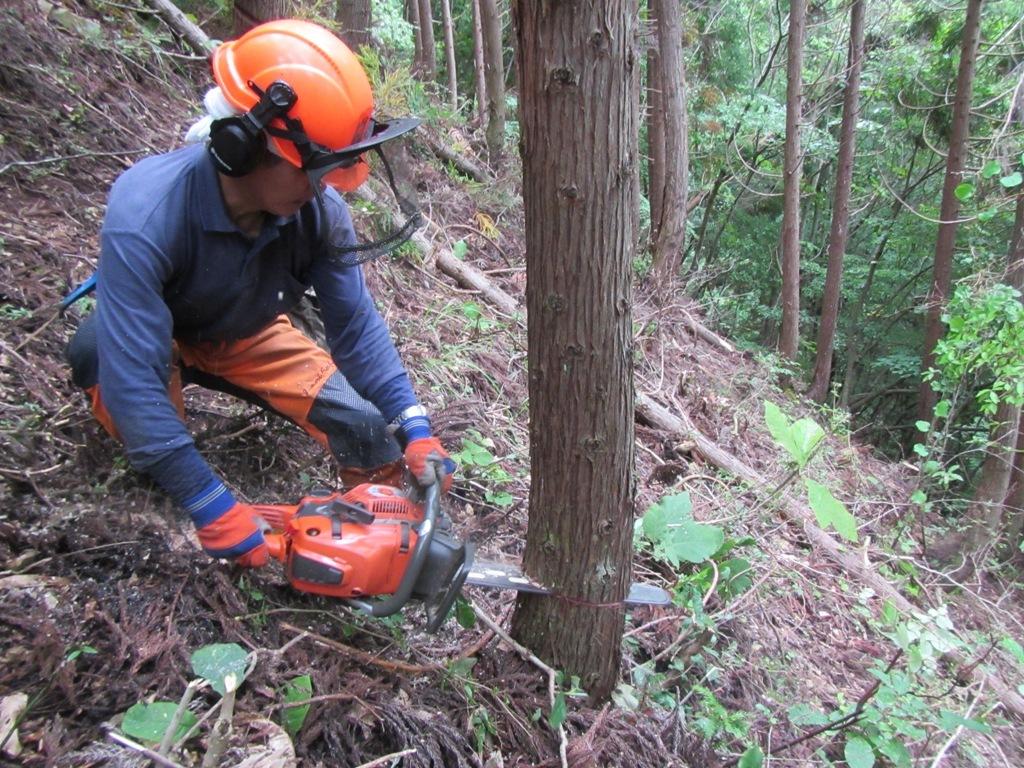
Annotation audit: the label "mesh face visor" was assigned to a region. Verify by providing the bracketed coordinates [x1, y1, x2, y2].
[267, 116, 424, 266]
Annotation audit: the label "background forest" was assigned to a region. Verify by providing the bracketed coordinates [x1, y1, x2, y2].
[1, 0, 1024, 766]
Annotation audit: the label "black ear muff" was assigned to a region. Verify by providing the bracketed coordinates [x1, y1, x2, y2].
[208, 116, 265, 176]
[207, 80, 298, 177]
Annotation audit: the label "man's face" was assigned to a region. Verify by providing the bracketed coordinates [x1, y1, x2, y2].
[248, 156, 319, 216]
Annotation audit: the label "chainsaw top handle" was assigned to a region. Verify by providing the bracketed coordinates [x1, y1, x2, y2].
[343, 480, 440, 619]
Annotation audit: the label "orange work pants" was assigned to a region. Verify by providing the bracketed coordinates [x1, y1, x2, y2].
[67, 313, 403, 487]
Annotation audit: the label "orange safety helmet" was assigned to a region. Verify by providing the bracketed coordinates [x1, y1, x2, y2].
[212, 19, 376, 191]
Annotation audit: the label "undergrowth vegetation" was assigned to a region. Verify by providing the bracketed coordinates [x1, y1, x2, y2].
[0, 1, 1022, 767]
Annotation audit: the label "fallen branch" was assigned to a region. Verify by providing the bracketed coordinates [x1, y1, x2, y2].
[635, 392, 1024, 720]
[681, 312, 735, 354]
[107, 730, 187, 768]
[145, 0, 215, 56]
[469, 600, 568, 768]
[355, 183, 522, 318]
[424, 134, 492, 183]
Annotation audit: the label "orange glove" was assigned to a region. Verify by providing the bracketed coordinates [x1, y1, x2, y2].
[404, 437, 456, 493]
[187, 481, 269, 567]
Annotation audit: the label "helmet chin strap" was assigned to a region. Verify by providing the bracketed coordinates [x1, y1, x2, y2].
[310, 146, 423, 267]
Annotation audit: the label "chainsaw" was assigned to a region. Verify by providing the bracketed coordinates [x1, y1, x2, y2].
[253, 482, 672, 633]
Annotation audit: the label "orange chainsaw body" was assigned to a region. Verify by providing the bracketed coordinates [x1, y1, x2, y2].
[256, 484, 426, 599]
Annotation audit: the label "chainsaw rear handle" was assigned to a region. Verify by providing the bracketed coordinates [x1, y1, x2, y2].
[343, 480, 440, 619]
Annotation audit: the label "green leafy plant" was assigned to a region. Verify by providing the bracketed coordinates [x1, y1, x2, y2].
[764, 401, 825, 469]
[115, 642, 269, 763]
[281, 675, 313, 738]
[190, 642, 249, 695]
[805, 478, 858, 542]
[461, 300, 498, 333]
[121, 701, 197, 744]
[635, 492, 724, 567]
[450, 430, 515, 507]
[763, 401, 859, 542]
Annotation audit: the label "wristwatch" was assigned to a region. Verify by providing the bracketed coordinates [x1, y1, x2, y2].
[391, 404, 429, 426]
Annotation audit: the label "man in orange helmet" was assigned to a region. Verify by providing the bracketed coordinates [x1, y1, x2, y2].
[65, 20, 455, 567]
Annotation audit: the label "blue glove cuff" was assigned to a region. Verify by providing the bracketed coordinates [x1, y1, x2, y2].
[184, 479, 237, 528]
[204, 531, 265, 560]
[397, 414, 432, 444]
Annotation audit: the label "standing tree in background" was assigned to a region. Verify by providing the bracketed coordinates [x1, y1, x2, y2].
[647, 0, 690, 287]
[406, 0, 422, 68]
[479, 0, 505, 166]
[471, 0, 487, 126]
[778, 0, 806, 362]
[335, 0, 372, 50]
[510, 0, 638, 700]
[917, 0, 984, 421]
[233, 0, 301, 33]
[439, 0, 458, 111]
[963, 190, 1024, 552]
[807, 0, 865, 403]
[416, 0, 437, 80]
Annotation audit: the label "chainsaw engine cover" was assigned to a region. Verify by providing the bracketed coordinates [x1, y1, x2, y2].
[283, 484, 424, 598]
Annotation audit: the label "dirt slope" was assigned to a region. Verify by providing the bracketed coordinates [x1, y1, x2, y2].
[1, 3, 1022, 767]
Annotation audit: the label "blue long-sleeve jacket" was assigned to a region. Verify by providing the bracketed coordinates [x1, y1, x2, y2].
[95, 144, 417, 505]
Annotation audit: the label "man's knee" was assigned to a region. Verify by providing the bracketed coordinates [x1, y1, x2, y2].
[66, 311, 99, 389]
[307, 372, 402, 469]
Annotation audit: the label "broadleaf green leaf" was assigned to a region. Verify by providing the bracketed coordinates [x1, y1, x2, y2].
[641, 493, 692, 542]
[981, 160, 1001, 179]
[660, 521, 725, 565]
[790, 417, 825, 465]
[1000, 171, 1023, 188]
[938, 709, 991, 733]
[953, 182, 973, 201]
[764, 401, 798, 463]
[121, 701, 197, 745]
[455, 596, 476, 629]
[738, 745, 764, 768]
[282, 675, 313, 737]
[805, 479, 858, 542]
[876, 737, 912, 768]
[844, 736, 875, 768]
[548, 693, 567, 730]
[190, 643, 249, 696]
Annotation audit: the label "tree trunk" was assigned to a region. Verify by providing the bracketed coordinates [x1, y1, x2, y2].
[471, 0, 487, 126]
[407, 0, 423, 74]
[646, 19, 665, 244]
[648, 0, 689, 286]
[439, 0, 458, 111]
[479, 0, 505, 166]
[964, 192, 1024, 550]
[917, 0, 984, 421]
[510, 0, 638, 701]
[778, 0, 806, 362]
[233, 0, 296, 33]
[1003, 411, 1024, 554]
[1003, 194, 1024, 553]
[335, 0, 372, 50]
[808, 0, 865, 403]
[417, 0, 437, 80]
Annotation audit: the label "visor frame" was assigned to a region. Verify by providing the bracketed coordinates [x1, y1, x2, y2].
[302, 116, 422, 172]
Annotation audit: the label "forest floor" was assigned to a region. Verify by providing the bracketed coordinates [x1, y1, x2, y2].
[1, 3, 1023, 767]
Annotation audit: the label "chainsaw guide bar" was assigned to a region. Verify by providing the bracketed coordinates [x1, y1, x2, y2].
[464, 561, 673, 607]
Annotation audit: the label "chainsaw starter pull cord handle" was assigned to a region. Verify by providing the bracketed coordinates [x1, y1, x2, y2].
[344, 480, 440, 618]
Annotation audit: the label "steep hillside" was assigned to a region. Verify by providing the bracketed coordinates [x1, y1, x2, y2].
[1, 3, 1021, 767]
